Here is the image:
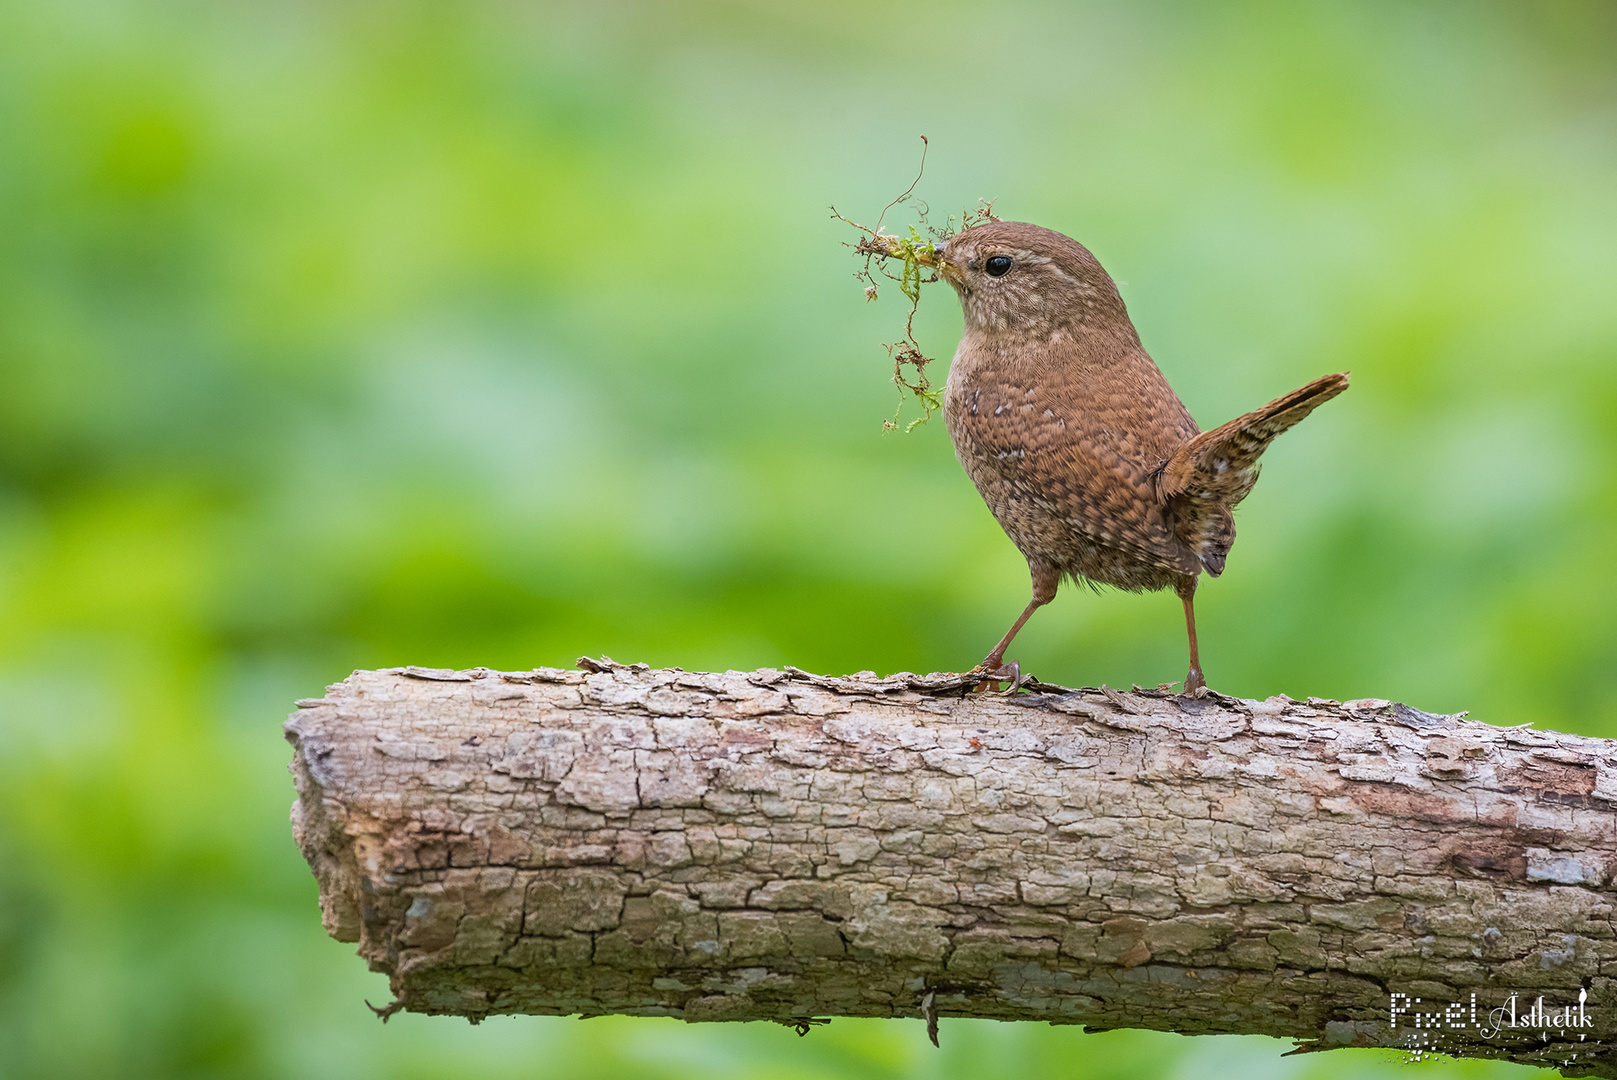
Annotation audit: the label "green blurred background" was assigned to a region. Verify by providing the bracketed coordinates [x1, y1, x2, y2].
[1, 1, 1613, 1077]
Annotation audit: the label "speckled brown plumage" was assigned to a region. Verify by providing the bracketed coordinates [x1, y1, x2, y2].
[936, 221, 1348, 692]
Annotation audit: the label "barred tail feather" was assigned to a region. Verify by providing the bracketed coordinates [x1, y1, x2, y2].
[1156, 372, 1348, 574]
[1159, 372, 1349, 509]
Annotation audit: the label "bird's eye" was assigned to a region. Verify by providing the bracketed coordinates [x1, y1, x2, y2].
[985, 255, 1012, 277]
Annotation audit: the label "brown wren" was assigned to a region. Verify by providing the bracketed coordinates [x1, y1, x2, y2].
[932, 221, 1348, 693]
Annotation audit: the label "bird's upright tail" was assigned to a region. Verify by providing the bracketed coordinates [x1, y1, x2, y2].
[1157, 372, 1349, 574]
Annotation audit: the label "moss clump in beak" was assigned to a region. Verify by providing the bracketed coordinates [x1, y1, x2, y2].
[831, 140, 997, 432]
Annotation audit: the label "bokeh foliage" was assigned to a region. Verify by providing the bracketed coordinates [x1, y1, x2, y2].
[2, 1, 1614, 1077]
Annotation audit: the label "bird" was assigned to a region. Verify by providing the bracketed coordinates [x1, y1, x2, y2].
[930, 220, 1348, 693]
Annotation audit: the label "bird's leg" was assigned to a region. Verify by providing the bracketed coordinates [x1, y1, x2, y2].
[972, 562, 1058, 691]
[979, 598, 1042, 672]
[1176, 576, 1206, 694]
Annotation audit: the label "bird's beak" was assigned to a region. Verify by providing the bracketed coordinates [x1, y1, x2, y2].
[907, 242, 946, 269]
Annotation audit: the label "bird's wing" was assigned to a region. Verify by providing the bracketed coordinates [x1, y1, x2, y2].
[951, 370, 1200, 578]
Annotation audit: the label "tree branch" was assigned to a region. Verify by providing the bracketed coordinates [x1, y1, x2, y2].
[285, 660, 1617, 1076]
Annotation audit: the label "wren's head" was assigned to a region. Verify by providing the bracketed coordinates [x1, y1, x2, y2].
[936, 221, 1132, 339]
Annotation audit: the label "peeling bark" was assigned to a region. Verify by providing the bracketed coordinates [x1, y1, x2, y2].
[286, 660, 1617, 1077]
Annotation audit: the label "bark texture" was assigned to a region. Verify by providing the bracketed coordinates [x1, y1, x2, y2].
[286, 660, 1617, 1076]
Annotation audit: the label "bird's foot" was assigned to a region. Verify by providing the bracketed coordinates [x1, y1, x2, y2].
[1182, 666, 1208, 698]
[967, 660, 1024, 695]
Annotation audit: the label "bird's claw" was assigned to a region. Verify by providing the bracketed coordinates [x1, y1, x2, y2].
[1182, 667, 1208, 698]
[968, 660, 1025, 695]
